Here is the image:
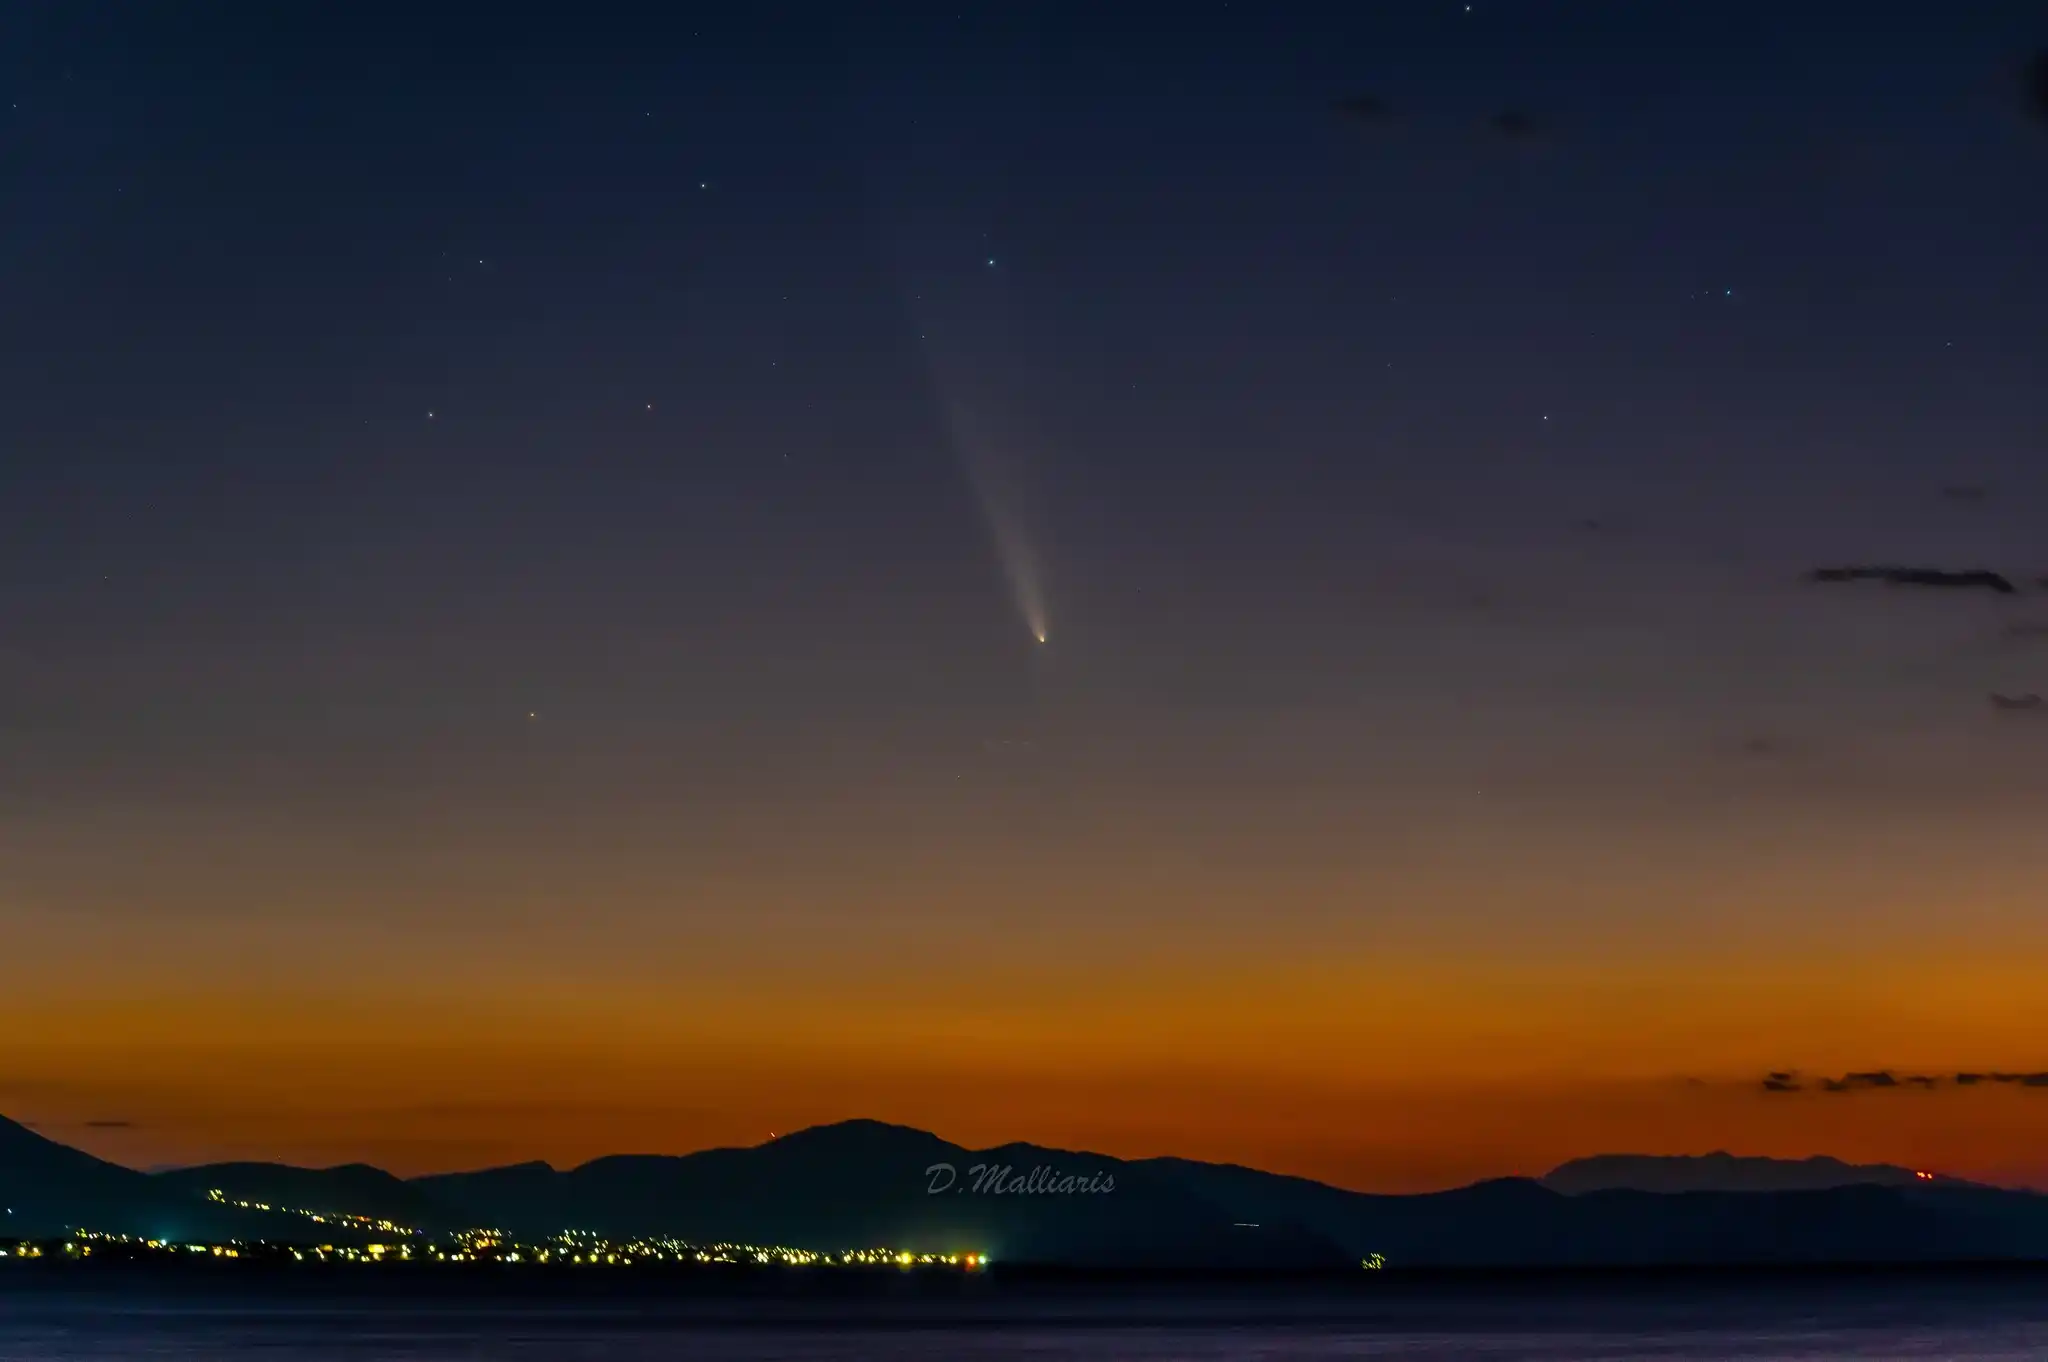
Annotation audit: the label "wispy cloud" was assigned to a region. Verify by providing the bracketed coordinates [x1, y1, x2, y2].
[1488, 110, 1547, 141]
[1808, 566, 2018, 595]
[2024, 50, 2048, 127]
[1334, 94, 1396, 126]
[1762, 1070, 2048, 1093]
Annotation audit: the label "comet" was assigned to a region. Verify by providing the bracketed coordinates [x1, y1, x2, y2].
[911, 331, 1051, 649]
[948, 414, 1049, 646]
[868, 197, 1052, 648]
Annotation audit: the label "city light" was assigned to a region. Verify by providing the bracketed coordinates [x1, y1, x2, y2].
[14, 1201, 990, 1276]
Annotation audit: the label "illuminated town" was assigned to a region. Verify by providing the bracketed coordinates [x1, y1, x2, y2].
[0, 1189, 987, 1272]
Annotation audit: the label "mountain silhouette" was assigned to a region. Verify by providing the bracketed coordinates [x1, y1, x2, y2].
[418, 1119, 1347, 1268]
[153, 1160, 468, 1234]
[0, 1115, 251, 1241]
[260, 1123, 2048, 1266]
[1542, 1153, 1984, 1195]
[11, 1115, 2048, 1266]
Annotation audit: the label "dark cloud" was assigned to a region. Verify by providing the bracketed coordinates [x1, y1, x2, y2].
[1940, 484, 1992, 504]
[1724, 733, 1825, 767]
[1989, 693, 2044, 712]
[1488, 110, 1546, 140]
[1335, 94, 1396, 125]
[1821, 1071, 1900, 1092]
[82, 1119, 138, 1130]
[1458, 586, 1503, 615]
[2025, 50, 2048, 127]
[1769, 1070, 2048, 1092]
[1808, 566, 2018, 595]
[1999, 622, 2048, 645]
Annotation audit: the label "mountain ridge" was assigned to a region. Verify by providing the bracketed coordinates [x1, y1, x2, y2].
[0, 1115, 257, 1242]
[10, 1116, 2048, 1267]
[1543, 1151, 1995, 1195]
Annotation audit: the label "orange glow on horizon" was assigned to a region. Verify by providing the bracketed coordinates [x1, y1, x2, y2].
[10, 937, 2048, 1191]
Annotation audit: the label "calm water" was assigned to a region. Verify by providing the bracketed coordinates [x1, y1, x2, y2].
[4, 1273, 2048, 1359]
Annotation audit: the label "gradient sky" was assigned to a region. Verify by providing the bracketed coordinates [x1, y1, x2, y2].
[5, 1, 2048, 1191]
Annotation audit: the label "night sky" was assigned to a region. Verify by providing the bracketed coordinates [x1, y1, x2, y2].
[6, 2, 2048, 1189]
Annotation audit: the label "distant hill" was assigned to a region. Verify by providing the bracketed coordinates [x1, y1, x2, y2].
[0, 1116, 251, 1242]
[1543, 1153, 1984, 1195]
[1136, 1155, 2047, 1266]
[9, 1115, 2048, 1266]
[152, 1161, 468, 1235]
[416, 1119, 1349, 1269]
[416, 1122, 2048, 1267]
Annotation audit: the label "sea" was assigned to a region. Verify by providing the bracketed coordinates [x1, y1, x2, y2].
[3, 1270, 2047, 1359]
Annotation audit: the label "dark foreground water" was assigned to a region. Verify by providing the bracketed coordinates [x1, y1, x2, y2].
[4, 1270, 2048, 1358]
